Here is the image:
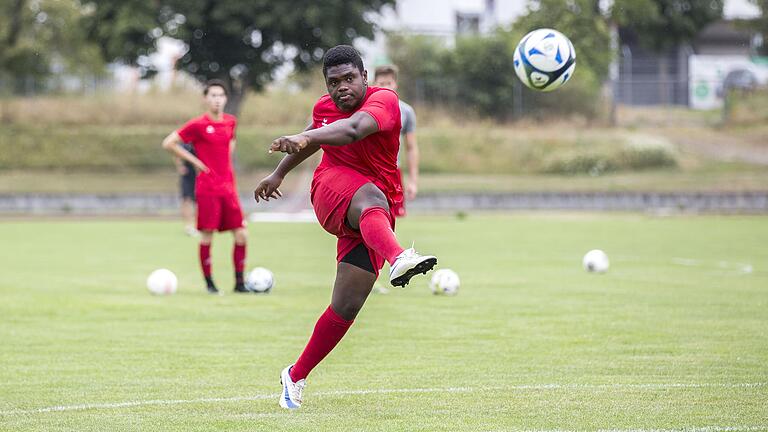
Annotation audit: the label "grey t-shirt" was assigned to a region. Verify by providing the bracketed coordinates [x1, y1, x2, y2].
[398, 100, 416, 165]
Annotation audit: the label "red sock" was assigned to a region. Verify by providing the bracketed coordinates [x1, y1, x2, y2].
[359, 207, 404, 265]
[199, 243, 212, 278]
[233, 243, 246, 273]
[290, 306, 353, 382]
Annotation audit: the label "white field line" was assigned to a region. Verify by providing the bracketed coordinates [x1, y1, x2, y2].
[671, 257, 753, 274]
[1, 382, 765, 417]
[514, 427, 768, 432]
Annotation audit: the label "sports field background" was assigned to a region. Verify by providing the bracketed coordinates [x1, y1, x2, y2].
[1, 214, 766, 431]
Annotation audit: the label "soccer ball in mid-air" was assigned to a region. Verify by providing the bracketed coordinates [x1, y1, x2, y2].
[513, 28, 576, 92]
[245, 267, 274, 293]
[429, 269, 460, 296]
[583, 250, 610, 273]
[146, 268, 178, 295]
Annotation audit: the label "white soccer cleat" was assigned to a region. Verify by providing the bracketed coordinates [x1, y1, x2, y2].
[389, 248, 437, 287]
[373, 284, 390, 295]
[184, 225, 200, 238]
[279, 365, 305, 409]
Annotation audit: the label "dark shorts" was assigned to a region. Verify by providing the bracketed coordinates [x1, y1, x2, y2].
[311, 166, 395, 277]
[180, 172, 196, 201]
[196, 193, 246, 232]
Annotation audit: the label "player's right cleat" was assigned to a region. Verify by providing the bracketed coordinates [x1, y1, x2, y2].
[279, 365, 305, 409]
[389, 248, 437, 287]
[205, 276, 220, 295]
[233, 283, 252, 294]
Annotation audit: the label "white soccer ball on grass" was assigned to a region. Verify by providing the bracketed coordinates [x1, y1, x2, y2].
[246, 267, 274, 293]
[146, 268, 178, 295]
[582, 250, 610, 273]
[429, 269, 460, 296]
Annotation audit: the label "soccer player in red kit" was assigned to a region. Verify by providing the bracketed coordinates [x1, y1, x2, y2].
[161, 80, 250, 295]
[253, 45, 438, 409]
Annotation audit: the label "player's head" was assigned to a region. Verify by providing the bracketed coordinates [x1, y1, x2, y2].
[203, 79, 228, 114]
[322, 45, 367, 112]
[374, 65, 399, 91]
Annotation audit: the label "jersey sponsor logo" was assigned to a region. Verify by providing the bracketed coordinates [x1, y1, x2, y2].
[206, 125, 215, 134]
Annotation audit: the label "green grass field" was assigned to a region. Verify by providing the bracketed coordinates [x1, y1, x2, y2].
[1, 214, 767, 431]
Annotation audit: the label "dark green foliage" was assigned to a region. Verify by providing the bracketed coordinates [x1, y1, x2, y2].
[390, 0, 611, 120]
[0, 0, 104, 91]
[84, 0, 395, 112]
[612, 0, 724, 50]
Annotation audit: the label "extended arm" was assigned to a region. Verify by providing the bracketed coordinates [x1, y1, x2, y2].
[269, 111, 379, 154]
[255, 124, 320, 202]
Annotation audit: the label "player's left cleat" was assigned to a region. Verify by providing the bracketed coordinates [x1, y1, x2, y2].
[184, 225, 200, 238]
[279, 365, 305, 409]
[389, 248, 437, 287]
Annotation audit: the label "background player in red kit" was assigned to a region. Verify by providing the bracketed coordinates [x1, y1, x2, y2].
[254, 45, 438, 409]
[161, 80, 250, 295]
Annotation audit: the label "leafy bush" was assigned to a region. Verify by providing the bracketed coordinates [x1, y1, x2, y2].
[725, 88, 768, 126]
[542, 139, 677, 175]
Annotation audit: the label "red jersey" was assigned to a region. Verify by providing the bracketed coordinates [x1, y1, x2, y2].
[312, 87, 403, 203]
[177, 113, 237, 196]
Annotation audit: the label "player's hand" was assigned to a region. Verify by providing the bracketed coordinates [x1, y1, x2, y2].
[406, 181, 418, 201]
[254, 173, 284, 203]
[176, 164, 188, 176]
[193, 160, 210, 173]
[269, 134, 309, 155]
[192, 160, 211, 173]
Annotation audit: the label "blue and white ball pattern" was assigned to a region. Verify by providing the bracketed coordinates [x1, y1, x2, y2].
[513, 28, 576, 92]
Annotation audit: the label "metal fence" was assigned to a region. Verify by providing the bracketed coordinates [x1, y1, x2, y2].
[3, 192, 767, 215]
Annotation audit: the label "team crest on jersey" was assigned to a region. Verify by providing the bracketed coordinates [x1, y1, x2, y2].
[206, 125, 215, 134]
[321, 118, 328, 127]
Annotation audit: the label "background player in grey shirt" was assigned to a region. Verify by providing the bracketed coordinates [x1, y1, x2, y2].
[374, 65, 419, 218]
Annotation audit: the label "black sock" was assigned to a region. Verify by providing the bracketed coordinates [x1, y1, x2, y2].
[205, 276, 216, 289]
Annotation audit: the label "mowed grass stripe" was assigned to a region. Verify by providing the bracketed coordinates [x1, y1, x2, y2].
[0, 215, 766, 431]
[1, 382, 765, 416]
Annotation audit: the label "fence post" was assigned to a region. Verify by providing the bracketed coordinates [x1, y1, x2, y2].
[513, 79, 523, 119]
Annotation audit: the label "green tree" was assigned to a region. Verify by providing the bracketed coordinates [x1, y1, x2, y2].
[85, 0, 396, 114]
[387, 34, 451, 105]
[612, 0, 724, 51]
[390, 0, 610, 120]
[611, 0, 723, 104]
[84, 0, 161, 67]
[445, 32, 519, 119]
[0, 0, 103, 93]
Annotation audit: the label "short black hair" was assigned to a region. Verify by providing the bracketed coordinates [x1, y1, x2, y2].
[322, 45, 364, 77]
[203, 79, 228, 96]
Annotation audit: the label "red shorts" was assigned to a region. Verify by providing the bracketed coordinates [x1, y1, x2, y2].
[392, 169, 406, 218]
[311, 166, 396, 276]
[196, 193, 246, 232]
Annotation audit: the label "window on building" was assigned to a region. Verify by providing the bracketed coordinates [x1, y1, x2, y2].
[456, 12, 481, 35]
